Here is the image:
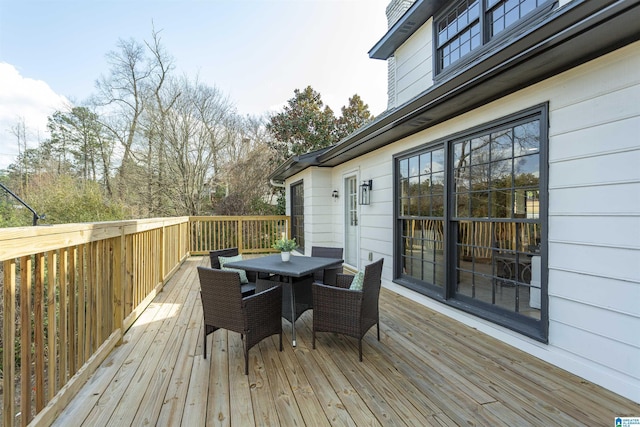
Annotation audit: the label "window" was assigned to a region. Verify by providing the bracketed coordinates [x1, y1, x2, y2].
[436, 0, 551, 73]
[398, 147, 446, 295]
[290, 181, 304, 252]
[394, 106, 547, 341]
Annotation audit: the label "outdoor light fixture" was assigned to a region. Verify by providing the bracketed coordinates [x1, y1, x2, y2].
[332, 190, 339, 199]
[360, 179, 372, 205]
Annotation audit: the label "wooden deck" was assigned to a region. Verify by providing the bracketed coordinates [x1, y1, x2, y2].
[52, 257, 639, 426]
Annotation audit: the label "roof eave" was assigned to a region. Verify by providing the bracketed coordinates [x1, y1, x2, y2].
[369, 0, 446, 60]
[274, 0, 640, 182]
[268, 147, 332, 183]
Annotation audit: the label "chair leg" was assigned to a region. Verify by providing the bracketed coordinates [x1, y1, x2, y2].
[377, 321, 380, 341]
[312, 330, 316, 349]
[279, 330, 283, 351]
[244, 342, 249, 375]
[203, 327, 207, 359]
[359, 339, 363, 362]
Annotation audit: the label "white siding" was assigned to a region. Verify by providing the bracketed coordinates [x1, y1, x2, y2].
[288, 41, 640, 402]
[394, 19, 434, 105]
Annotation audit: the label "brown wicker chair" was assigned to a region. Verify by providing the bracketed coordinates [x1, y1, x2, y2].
[312, 258, 384, 361]
[197, 266, 283, 375]
[209, 248, 257, 297]
[311, 246, 343, 285]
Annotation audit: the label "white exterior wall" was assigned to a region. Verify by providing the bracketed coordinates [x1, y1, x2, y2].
[394, 18, 434, 106]
[293, 41, 640, 402]
[285, 168, 336, 255]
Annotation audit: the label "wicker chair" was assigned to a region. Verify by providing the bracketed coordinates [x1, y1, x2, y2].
[209, 248, 257, 297]
[312, 258, 384, 361]
[197, 266, 283, 375]
[311, 246, 343, 285]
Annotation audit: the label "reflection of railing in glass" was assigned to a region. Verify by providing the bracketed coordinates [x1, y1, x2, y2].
[457, 221, 539, 259]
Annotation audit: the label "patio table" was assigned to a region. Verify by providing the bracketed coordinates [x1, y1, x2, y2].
[224, 253, 343, 346]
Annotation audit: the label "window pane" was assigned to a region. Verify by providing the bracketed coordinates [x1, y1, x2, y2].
[488, 0, 545, 38]
[399, 158, 409, 179]
[400, 177, 409, 197]
[491, 189, 511, 218]
[454, 166, 470, 192]
[400, 197, 410, 216]
[409, 156, 420, 177]
[420, 152, 431, 174]
[432, 149, 445, 172]
[491, 129, 513, 161]
[470, 136, 491, 165]
[471, 191, 490, 217]
[409, 176, 420, 196]
[491, 158, 513, 188]
[514, 121, 540, 156]
[432, 171, 445, 189]
[470, 165, 489, 191]
[514, 154, 539, 182]
[455, 192, 470, 217]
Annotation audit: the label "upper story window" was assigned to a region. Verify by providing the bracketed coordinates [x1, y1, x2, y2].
[436, 0, 550, 74]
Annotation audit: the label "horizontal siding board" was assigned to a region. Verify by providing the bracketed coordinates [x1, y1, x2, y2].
[548, 46, 640, 112]
[550, 150, 640, 187]
[548, 320, 640, 380]
[549, 216, 640, 249]
[549, 183, 640, 215]
[550, 297, 640, 347]
[395, 20, 433, 106]
[550, 84, 640, 136]
[548, 270, 640, 316]
[549, 243, 640, 283]
[550, 116, 640, 161]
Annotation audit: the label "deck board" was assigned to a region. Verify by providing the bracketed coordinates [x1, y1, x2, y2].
[53, 256, 640, 426]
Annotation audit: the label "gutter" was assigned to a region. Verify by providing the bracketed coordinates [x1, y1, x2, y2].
[269, 178, 285, 188]
[269, 0, 640, 182]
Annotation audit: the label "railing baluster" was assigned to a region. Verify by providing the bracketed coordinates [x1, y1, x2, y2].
[20, 255, 32, 424]
[0, 216, 287, 425]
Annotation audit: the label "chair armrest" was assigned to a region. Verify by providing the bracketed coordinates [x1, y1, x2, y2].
[312, 282, 362, 313]
[243, 285, 282, 324]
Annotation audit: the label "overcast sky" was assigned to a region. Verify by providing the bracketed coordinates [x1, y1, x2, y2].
[0, 0, 390, 170]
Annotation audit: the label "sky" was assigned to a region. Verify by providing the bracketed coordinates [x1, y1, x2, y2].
[0, 0, 390, 170]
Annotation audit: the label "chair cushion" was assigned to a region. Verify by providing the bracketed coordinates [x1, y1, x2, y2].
[219, 254, 249, 284]
[349, 271, 365, 291]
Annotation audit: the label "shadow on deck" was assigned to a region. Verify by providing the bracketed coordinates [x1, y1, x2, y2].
[53, 257, 639, 426]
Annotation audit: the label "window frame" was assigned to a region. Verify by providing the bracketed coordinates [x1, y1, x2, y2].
[393, 104, 548, 342]
[290, 180, 305, 253]
[433, 0, 556, 78]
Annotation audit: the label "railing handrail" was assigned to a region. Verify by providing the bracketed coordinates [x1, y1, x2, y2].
[0, 215, 289, 426]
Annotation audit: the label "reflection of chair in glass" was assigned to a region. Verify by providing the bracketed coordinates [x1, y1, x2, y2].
[495, 253, 532, 286]
[311, 246, 343, 285]
[495, 255, 513, 285]
[312, 258, 384, 361]
[197, 267, 282, 375]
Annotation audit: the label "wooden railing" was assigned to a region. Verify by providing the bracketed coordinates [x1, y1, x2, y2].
[0, 215, 288, 426]
[0, 218, 190, 426]
[189, 215, 290, 255]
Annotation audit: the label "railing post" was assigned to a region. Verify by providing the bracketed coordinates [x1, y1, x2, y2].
[114, 225, 125, 345]
[160, 221, 166, 285]
[237, 218, 244, 253]
[3, 259, 16, 427]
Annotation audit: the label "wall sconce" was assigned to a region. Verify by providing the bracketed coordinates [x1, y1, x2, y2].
[360, 179, 372, 205]
[331, 190, 339, 199]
